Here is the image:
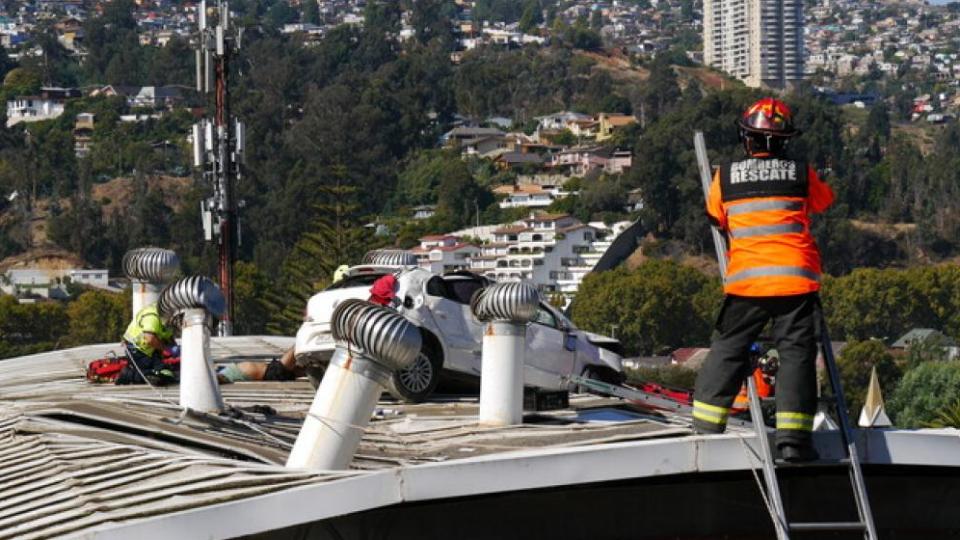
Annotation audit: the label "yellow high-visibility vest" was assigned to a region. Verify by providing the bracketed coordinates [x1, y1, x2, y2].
[123, 305, 173, 356]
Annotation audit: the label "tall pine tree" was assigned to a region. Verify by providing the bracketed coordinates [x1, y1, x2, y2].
[265, 167, 373, 334]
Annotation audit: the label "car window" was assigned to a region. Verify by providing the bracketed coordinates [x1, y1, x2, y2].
[445, 278, 486, 305]
[425, 276, 450, 298]
[532, 304, 558, 328]
[325, 273, 385, 291]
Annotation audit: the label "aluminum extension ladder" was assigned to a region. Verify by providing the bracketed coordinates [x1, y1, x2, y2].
[694, 131, 877, 539]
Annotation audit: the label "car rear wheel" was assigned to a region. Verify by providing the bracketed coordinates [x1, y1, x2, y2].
[387, 342, 442, 403]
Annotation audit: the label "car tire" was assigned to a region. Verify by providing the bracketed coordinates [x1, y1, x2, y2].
[386, 342, 442, 403]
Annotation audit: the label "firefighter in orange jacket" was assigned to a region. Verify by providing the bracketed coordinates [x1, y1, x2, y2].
[692, 98, 834, 462]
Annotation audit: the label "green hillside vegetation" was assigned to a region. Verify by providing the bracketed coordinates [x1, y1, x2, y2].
[2, 1, 960, 425]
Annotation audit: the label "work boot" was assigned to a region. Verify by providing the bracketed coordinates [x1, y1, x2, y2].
[778, 443, 819, 463]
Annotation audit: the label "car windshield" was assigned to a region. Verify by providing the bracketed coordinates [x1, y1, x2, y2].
[325, 273, 386, 291]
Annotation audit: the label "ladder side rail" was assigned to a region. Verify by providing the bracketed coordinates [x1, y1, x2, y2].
[747, 375, 789, 538]
[818, 316, 878, 540]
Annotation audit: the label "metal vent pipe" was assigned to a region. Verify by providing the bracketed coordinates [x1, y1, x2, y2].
[471, 282, 540, 427]
[361, 249, 419, 267]
[123, 248, 180, 315]
[287, 299, 421, 470]
[158, 276, 226, 413]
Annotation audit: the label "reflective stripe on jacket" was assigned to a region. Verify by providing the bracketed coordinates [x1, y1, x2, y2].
[707, 158, 834, 297]
[123, 305, 173, 357]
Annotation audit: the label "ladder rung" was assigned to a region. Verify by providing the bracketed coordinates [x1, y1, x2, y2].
[775, 458, 851, 468]
[790, 521, 866, 532]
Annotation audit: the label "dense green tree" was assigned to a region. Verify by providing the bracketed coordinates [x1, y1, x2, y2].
[409, 0, 456, 48]
[0, 295, 69, 358]
[925, 398, 960, 428]
[266, 1, 298, 28]
[145, 37, 195, 87]
[578, 176, 627, 219]
[638, 56, 681, 124]
[835, 339, 902, 418]
[21, 29, 77, 86]
[64, 289, 130, 346]
[473, 0, 525, 23]
[84, 0, 144, 85]
[518, 0, 544, 33]
[233, 261, 272, 335]
[0, 43, 15, 85]
[820, 266, 960, 342]
[397, 150, 466, 207]
[570, 260, 722, 355]
[265, 173, 372, 334]
[889, 361, 960, 428]
[303, 0, 321, 24]
[47, 196, 108, 265]
[3, 67, 41, 97]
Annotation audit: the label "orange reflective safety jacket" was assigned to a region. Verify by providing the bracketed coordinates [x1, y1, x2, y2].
[707, 157, 834, 296]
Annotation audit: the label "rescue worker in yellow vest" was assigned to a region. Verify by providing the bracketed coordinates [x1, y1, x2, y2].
[118, 304, 178, 385]
[692, 98, 834, 462]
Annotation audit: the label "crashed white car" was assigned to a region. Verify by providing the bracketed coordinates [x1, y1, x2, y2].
[294, 265, 625, 402]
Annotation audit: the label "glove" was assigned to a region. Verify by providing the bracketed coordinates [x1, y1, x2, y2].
[167, 345, 181, 358]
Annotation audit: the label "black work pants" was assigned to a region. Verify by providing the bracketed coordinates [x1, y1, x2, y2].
[693, 293, 819, 447]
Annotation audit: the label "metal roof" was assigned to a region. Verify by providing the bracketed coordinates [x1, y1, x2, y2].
[0, 414, 354, 540]
[1, 340, 960, 538]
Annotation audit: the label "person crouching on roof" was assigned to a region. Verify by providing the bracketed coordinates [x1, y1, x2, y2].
[118, 304, 179, 385]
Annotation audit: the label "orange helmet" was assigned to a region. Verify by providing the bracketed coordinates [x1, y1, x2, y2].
[738, 97, 798, 137]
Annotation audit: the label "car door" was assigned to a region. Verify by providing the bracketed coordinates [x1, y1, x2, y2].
[524, 302, 576, 390]
[422, 276, 477, 359]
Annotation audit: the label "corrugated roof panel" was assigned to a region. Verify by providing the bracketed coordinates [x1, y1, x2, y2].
[0, 411, 353, 540]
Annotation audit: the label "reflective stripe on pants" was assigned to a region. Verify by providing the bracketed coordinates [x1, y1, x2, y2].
[693, 400, 729, 430]
[776, 411, 814, 431]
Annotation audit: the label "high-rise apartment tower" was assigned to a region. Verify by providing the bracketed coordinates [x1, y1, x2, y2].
[703, 0, 804, 89]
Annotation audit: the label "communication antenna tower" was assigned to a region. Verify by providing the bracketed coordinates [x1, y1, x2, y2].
[192, 0, 245, 336]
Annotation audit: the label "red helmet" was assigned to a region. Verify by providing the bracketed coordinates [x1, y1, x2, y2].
[738, 97, 798, 137]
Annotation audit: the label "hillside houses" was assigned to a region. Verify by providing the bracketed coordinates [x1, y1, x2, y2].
[90, 85, 183, 109]
[806, 0, 960, 114]
[440, 111, 634, 210]
[409, 212, 631, 300]
[5, 87, 79, 127]
[494, 184, 568, 209]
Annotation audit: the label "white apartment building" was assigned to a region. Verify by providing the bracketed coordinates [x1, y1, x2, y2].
[496, 184, 571, 209]
[474, 214, 630, 297]
[6, 96, 65, 127]
[1, 267, 113, 298]
[703, 0, 805, 88]
[412, 214, 633, 299]
[6, 87, 80, 127]
[411, 236, 481, 274]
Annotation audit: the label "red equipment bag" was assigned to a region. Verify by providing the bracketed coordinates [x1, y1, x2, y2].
[86, 352, 128, 383]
